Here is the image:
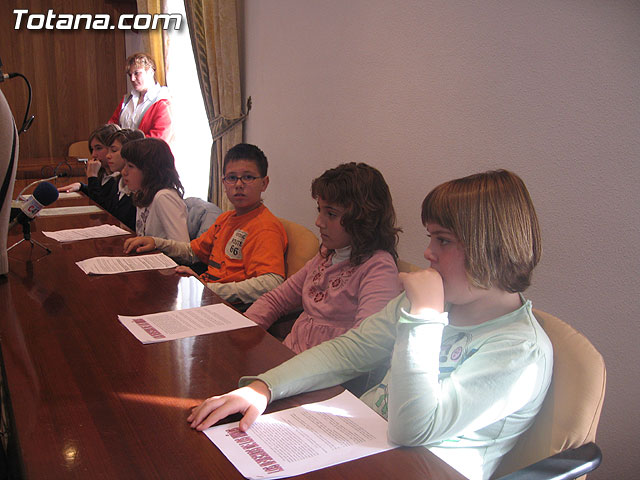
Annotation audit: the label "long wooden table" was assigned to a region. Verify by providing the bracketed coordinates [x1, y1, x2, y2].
[13, 157, 87, 197]
[0, 194, 464, 479]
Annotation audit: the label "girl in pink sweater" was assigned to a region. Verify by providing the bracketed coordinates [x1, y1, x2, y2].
[246, 162, 402, 353]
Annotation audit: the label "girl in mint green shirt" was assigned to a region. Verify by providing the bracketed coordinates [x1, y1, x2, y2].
[188, 169, 553, 480]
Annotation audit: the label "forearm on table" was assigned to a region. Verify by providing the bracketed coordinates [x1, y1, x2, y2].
[207, 273, 284, 304]
[240, 296, 404, 403]
[154, 237, 198, 263]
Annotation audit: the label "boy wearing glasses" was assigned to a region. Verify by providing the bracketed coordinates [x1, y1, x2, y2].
[124, 143, 287, 304]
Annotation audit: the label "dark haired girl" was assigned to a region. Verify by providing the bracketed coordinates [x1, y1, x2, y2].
[245, 162, 402, 353]
[121, 138, 188, 241]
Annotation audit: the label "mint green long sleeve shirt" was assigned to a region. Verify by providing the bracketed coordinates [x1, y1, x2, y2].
[241, 293, 553, 480]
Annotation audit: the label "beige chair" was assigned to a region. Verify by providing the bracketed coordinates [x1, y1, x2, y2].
[278, 217, 319, 278]
[398, 258, 422, 273]
[492, 310, 606, 479]
[68, 140, 91, 159]
[266, 218, 319, 339]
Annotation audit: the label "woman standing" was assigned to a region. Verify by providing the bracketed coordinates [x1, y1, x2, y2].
[109, 53, 173, 143]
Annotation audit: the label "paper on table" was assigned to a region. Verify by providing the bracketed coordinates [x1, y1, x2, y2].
[20, 192, 82, 200]
[76, 252, 177, 275]
[204, 390, 396, 479]
[39, 205, 103, 216]
[118, 303, 256, 343]
[57, 192, 83, 199]
[43, 224, 130, 242]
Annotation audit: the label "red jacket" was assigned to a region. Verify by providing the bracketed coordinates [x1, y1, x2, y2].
[109, 96, 173, 144]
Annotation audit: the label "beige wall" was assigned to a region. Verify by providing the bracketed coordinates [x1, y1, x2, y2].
[240, 1, 640, 478]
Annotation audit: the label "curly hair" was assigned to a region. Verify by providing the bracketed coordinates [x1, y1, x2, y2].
[125, 52, 156, 75]
[421, 169, 541, 293]
[311, 162, 401, 266]
[120, 138, 184, 208]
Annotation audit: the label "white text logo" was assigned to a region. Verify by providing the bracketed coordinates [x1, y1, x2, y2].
[14, 9, 183, 30]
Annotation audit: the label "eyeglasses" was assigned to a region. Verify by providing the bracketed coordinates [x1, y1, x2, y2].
[222, 174, 263, 185]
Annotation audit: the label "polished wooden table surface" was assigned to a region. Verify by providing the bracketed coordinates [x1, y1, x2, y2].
[0, 195, 464, 479]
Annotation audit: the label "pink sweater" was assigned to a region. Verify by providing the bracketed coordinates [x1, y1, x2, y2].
[245, 250, 401, 353]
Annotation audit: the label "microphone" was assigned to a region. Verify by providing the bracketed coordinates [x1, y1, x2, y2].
[15, 175, 58, 201]
[0, 72, 19, 83]
[0, 55, 18, 83]
[9, 181, 59, 230]
[0, 56, 35, 134]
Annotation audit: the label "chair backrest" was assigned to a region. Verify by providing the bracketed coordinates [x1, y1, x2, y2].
[68, 140, 91, 159]
[278, 217, 319, 278]
[398, 259, 422, 273]
[184, 197, 223, 240]
[492, 310, 606, 478]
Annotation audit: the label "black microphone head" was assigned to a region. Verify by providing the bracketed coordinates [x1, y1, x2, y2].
[32, 181, 59, 206]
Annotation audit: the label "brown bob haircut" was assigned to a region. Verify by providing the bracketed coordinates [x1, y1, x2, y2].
[88, 124, 121, 152]
[421, 169, 541, 293]
[105, 128, 145, 147]
[120, 138, 184, 208]
[311, 162, 401, 266]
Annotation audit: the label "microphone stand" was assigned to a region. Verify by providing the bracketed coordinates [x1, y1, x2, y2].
[9, 176, 58, 256]
[15, 175, 57, 200]
[8, 218, 51, 255]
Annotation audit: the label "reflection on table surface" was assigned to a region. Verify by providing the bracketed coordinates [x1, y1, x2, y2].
[0, 194, 464, 479]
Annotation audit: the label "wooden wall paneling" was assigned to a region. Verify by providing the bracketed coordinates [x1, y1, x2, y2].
[0, 0, 127, 163]
[0, 2, 33, 159]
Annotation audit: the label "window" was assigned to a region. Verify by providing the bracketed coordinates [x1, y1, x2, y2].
[164, 0, 211, 200]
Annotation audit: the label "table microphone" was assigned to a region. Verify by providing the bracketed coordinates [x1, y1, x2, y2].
[9, 181, 59, 230]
